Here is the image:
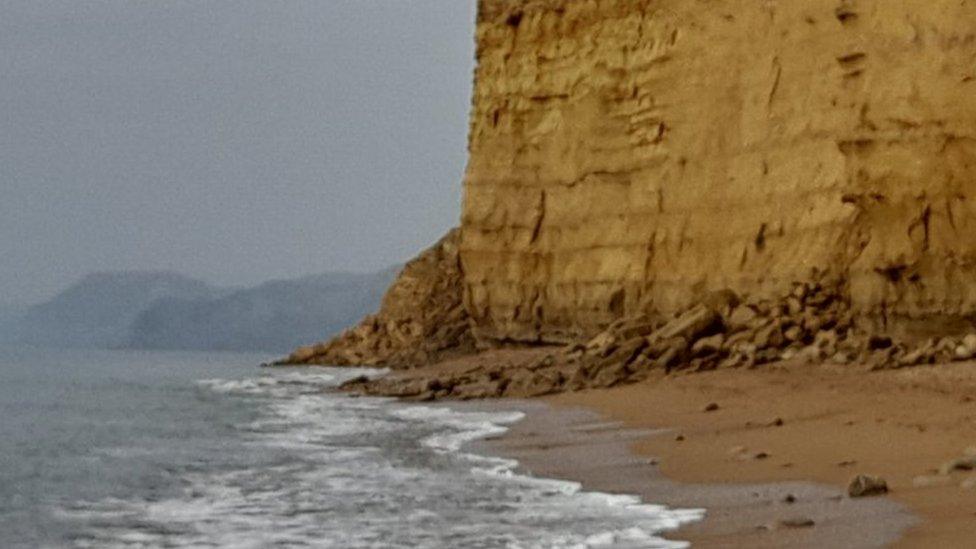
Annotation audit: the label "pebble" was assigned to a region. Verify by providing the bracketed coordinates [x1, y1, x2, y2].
[848, 474, 888, 498]
[778, 517, 815, 529]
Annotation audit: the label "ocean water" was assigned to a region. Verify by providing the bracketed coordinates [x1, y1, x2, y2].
[0, 346, 701, 548]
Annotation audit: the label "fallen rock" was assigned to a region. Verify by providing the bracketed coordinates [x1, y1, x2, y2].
[692, 334, 725, 357]
[848, 475, 889, 498]
[963, 334, 976, 357]
[777, 517, 815, 529]
[703, 402, 720, 412]
[727, 305, 758, 331]
[938, 456, 976, 476]
[655, 304, 722, 342]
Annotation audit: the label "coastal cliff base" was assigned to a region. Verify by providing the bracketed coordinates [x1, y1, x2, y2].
[338, 273, 976, 402]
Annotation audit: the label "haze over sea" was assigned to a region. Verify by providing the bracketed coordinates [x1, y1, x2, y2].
[0, 345, 700, 548]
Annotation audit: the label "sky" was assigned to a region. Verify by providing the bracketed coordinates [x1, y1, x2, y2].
[0, 0, 477, 304]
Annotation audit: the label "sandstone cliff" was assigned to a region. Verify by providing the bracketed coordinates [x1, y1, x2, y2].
[289, 0, 976, 382]
[463, 0, 976, 345]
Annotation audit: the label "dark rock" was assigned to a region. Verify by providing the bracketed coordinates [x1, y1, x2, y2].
[778, 517, 815, 529]
[848, 474, 888, 497]
[939, 456, 976, 476]
[868, 335, 893, 350]
[704, 402, 720, 412]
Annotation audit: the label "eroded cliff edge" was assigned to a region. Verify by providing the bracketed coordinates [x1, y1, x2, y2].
[285, 0, 976, 395]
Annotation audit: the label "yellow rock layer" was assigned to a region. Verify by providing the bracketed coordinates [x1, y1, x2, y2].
[461, 0, 976, 344]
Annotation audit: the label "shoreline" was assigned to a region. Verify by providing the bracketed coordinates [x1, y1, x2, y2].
[460, 356, 976, 547]
[464, 398, 912, 548]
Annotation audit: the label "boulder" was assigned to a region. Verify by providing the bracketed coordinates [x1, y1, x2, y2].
[655, 304, 722, 342]
[727, 305, 759, 331]
[848, 475, 889, 498]
[692, 334, 725, 357]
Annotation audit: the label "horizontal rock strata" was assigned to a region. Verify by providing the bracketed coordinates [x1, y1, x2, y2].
[463, 0, 976, 344]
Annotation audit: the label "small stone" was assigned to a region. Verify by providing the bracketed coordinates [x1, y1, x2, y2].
[692, 334, 725, 356]
[586, 331, 616, 352]
[899, 347, 928, 367]
[868, 335, 893, 350]
[796, 344, 824, 364]
[754, 324, 784, 350]
[783, 494, 797, 504]
[769, 417, 784, 427]
[963, 334, 976, 356]
[675, 434, 685, 442]
[704, 402, 720, 412]
[814, 329, 838, 349]
[937, 337, 958, 354]
[778, 517, 815, 529]
[729, 445, 748, 457]
[848, 474, 888, 498]
[792, 283, 809, 301]
[831, 351, 851, 365]
[955, 345, 975, 361]
[754, 451, 770, 460]
[728, 305, 759, 330]
[784, 325, 804, 343]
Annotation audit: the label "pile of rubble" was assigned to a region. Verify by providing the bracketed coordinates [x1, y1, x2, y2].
[342, 279, 976, 401]
[278, 229, 474, 369]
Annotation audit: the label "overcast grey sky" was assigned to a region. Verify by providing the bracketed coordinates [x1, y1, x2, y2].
[0, 0, 477, 304]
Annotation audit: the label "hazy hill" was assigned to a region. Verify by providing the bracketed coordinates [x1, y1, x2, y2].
[15, 272, 219, 349]
[127, 269, 396, 353]
[9, 269, 395, 353]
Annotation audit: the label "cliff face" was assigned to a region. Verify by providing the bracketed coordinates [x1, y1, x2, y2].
[462, 0, 976, 345]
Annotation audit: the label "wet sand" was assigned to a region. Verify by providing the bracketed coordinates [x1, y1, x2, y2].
[465, 359, 976, 546]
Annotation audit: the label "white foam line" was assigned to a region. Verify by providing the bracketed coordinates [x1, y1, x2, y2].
[390, 403, 706, 547]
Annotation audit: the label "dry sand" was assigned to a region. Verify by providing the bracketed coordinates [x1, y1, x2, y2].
[468, 359, 976, 547]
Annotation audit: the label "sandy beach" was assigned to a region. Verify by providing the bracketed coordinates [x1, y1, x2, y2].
[466, 358, 976, 547]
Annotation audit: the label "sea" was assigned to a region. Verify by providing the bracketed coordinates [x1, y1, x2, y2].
[0, 346, 702, 548]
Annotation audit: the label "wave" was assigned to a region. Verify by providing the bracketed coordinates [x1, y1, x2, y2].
[55, 367, 701, 548]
